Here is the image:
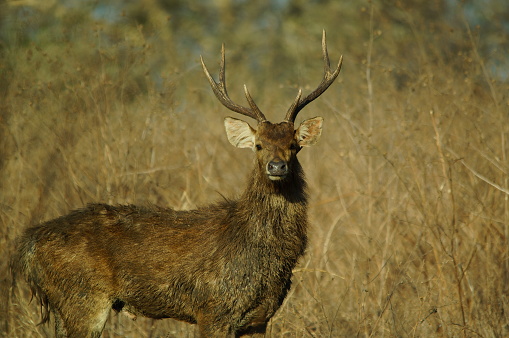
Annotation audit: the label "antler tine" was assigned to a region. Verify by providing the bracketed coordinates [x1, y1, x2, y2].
[243, 85, 266, 121]
[285, 30, 343, 123]
[201, 45, 266, 122]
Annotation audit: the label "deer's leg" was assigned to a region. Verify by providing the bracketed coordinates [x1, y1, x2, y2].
[54, 296, 111, 338]
[54, 311, 67, 338]
[197, 311, 236, 338]
[238, 322, 267, 337]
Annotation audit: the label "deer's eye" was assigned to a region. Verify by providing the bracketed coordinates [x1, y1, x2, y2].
[255, 144, 262, 151]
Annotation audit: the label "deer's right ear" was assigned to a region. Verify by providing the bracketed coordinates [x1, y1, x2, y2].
[224, 117, 256, 149]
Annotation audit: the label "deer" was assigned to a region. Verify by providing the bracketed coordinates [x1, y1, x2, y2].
[10, 30, 342, 337]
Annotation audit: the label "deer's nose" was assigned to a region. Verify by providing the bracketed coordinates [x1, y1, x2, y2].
[267, 160, 288, 177]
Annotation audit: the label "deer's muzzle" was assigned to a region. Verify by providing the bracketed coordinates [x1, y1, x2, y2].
[267, 160, 288, 180]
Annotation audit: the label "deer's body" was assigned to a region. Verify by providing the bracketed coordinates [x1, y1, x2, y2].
[11, 31, 342, 337]
[16, 162, 307, 336]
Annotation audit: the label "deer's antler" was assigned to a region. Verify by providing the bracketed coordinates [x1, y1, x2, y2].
[201, 45, 267, 123]
[285, 30, 343, 123]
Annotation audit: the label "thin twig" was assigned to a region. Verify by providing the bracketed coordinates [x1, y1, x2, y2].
[446, 147, 509, 195]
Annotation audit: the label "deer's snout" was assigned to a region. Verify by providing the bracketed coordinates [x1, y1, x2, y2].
[267, 159, 288, 180]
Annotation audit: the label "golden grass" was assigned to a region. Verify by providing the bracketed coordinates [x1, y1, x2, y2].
[1, 1, 508, 337]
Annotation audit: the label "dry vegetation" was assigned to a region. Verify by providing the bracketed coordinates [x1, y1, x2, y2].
[1, 0, 509, 337]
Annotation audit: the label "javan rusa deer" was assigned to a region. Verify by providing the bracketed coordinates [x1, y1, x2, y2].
[11, 30, 342, 337]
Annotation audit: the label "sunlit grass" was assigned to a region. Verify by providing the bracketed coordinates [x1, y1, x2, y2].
[2, 1, 508, 337]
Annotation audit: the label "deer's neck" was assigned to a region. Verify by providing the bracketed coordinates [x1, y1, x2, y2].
[235, 160, 308, 252]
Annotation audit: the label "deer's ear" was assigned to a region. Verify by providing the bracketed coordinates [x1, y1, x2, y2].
[295, 116, 323, 147]
[224, 117, 256, 149]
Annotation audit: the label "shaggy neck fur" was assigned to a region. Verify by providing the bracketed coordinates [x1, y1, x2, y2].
[233, 158, 308, 256]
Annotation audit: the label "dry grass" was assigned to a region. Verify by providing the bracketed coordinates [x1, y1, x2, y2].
[1, 1, 508, 337]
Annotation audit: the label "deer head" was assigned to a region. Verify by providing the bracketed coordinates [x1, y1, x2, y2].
[201, 30, 342, 181]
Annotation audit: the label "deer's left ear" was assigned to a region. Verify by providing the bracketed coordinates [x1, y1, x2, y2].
[295, 117, 323, 147]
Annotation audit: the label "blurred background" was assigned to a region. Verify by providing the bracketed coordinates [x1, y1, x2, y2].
[1, 0, 508, 336]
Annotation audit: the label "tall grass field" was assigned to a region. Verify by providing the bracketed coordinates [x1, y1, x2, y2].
[1, 1, 508, 336]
